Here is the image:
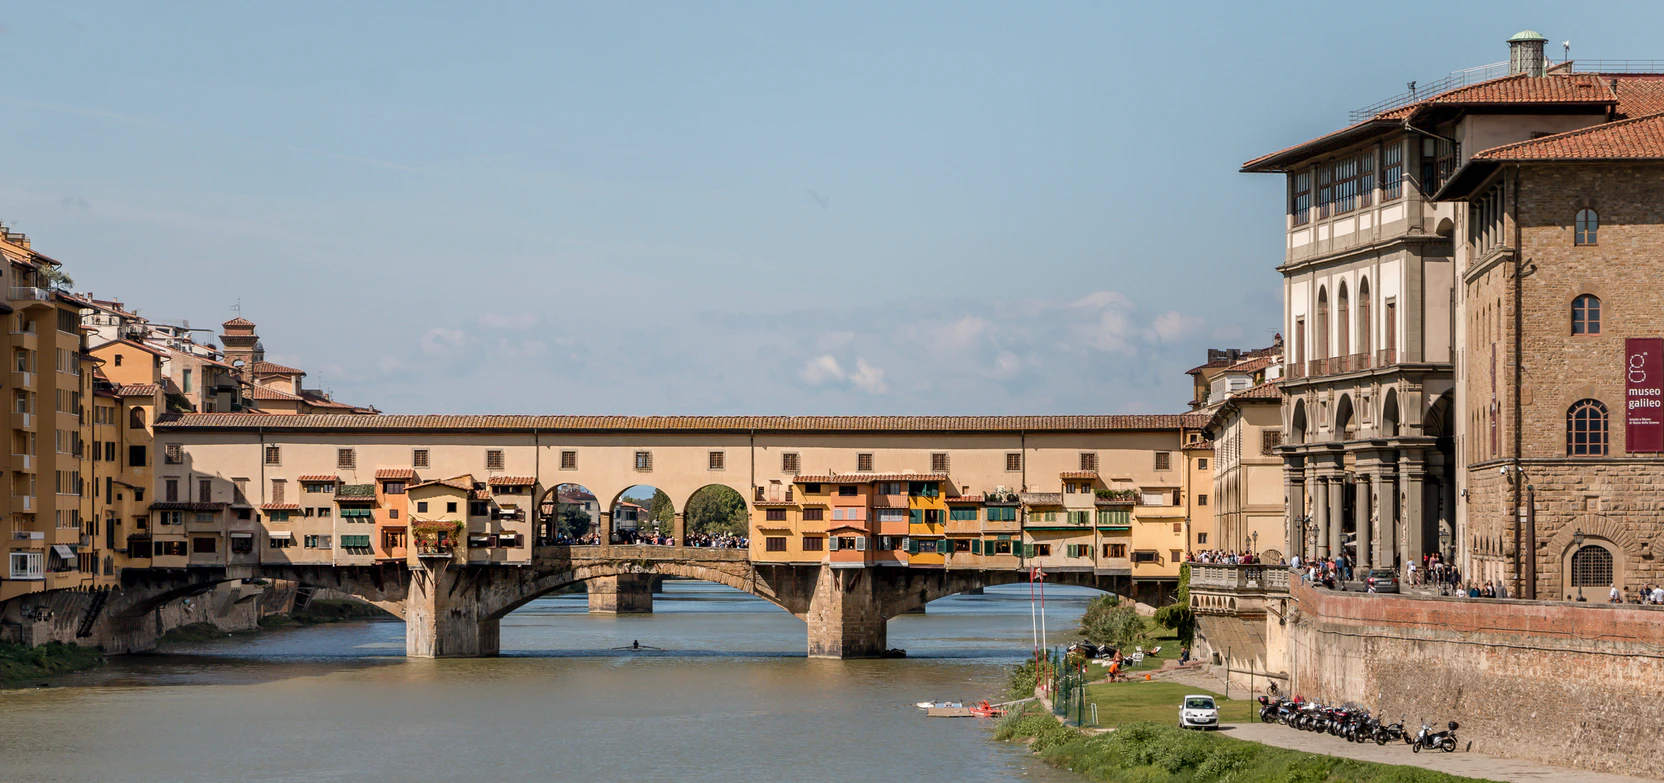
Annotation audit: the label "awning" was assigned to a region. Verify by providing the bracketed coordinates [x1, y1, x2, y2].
[229, 532, 253, 539]
[51, 544, 76, 558]
[268, 531, 294, 540]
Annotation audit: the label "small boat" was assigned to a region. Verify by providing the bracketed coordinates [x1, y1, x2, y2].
[968, 700, 1005, 718]
[916, 700, 964, 710]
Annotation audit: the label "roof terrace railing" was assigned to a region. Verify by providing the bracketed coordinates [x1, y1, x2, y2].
[1571, 60, 1664, 74]
[1349, 61, 1510, 122]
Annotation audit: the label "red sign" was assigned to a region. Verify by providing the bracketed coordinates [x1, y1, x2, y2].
[1626, 338, 1664, 453]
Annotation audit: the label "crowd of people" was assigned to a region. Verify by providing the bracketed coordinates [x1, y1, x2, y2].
[539, 530, 748, 549]
[1608, 584, 1664, 604]
[685, 533, 748, 549]
[1186, 550, 1262, 565]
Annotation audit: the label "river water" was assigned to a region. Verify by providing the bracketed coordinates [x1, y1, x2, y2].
[0, 582, 1099, 783]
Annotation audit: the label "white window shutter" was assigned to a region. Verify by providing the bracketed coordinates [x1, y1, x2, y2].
[855, 536, 866, 551]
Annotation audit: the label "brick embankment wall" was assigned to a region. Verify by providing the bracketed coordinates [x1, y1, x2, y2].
[1289, 581, 1664, 777]
[3, 580, 298, 653]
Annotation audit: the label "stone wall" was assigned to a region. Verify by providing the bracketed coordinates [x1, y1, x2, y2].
[1289, 581, 1664, 778]
[1, 580, 298, 653]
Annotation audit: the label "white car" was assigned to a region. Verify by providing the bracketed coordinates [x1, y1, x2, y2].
[1179, 695, 1219, 729]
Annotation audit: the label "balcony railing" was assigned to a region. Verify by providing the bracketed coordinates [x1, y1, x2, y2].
[9, 287, 51, 303]
[1377, 347, 1397, 367]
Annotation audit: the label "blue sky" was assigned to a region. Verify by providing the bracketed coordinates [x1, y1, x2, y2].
[3, 2, 1659, 414]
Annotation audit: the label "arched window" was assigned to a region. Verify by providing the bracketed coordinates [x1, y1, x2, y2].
[1572, 294, 1601, 335]
[129, 407, 146, 429]
[1337, 283, 1350, 357]
[1570, 545, 1613, 588]
[1567, 399, 1609, 456]
[1574, 208, 1598, 245]
[1357, 278, 1371, 356]
[1315, 287, 1329, 360]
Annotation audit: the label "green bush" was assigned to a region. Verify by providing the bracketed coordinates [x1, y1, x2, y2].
[1079, 595, 1150, 649]
[0, 641, 103, 683]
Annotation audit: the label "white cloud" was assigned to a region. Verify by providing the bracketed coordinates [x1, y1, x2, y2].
[1071, 290, 1134, 309]
[1146, 310, 1205, 343]
[936, 315, 991, 353]
[991, 350, 1022, 379]
[850, 358, 888, 394]
[800, 354, 845, 386]
[420, 328, 467, 356]
[479, 312, 539, 330]
[1079, 308, 1139, 355]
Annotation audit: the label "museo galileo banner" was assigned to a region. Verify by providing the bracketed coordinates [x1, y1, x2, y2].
[1626, 337, 1664, 453]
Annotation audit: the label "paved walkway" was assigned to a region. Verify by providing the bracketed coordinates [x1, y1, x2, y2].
[1223, 722, 1657, 783]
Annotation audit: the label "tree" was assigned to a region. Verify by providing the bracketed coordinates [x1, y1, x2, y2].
[1154, 564, 1196, 644]
[1078, 594, 1150, 650]
[622, 487, 674, 530]
[555, 504, 591, 538]
[685, 486, 747, 536]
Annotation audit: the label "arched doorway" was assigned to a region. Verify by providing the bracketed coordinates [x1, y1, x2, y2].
[1561, 538, 1623, 601]
[540, 483, 600, 545]
[611, 485, 674, 544]
[683, 485, 749, 548]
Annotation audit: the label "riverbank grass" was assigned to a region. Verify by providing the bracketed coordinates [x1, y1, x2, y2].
[0, 641, 104, 684]
[1085, 681, 1252, 728]
[1004, 718, 1499, 783]
[259, 598, 394, 629]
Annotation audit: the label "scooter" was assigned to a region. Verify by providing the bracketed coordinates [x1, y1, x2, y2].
[1412, 720, 1459, 753]
[1373, 716, 1407, 746]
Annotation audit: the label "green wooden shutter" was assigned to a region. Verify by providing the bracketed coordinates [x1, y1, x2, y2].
[910, 509, 922, 525]
[908, 537, 920, 554]
[971, 539, 982, 555]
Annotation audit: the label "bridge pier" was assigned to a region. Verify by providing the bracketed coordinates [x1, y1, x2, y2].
[805, 565, 887, 658]
[406, 565, 501, 658]
[587, 574, 654, 614]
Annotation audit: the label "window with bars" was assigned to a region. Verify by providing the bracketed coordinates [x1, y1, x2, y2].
[1570, 545, 1613, 587]
[1317, 163, 1334, 219]
[560, 450, 577, 469]
[1567, 399, 1610, 456]
[856, 453, 873, 472]
[1572, 294, 1601, 335]
[781, 452, 800, 473]
[1079, 452, 1097, 471]
[486, 449, 505, 471]
[337, 448, 356, 469]
[1575, 208, 1599, 246]
[413, 449, 430, 469]
[1005, 452, 1022, 472]
[709, 451, 725, 471]
[634, 451, 652, 471]
[1290, 170, 1312, 226]
[1358, 150, 1375, 208]
[164, 444, 183, 464]
[1327, 155, 1359, 215]
[930, 453, 948, 472]
[1421, 136, 1458, 194]
[1261, 430, 1283, 454]
[1382, 141, 1403, 200]
[264, 445, 281, 466]
[1154, 452, 1172, 471]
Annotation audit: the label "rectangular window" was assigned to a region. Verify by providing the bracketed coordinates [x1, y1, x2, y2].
[445, 501, 458, 514]
[1328, 155, 1358, 215]
[269, 535, 294, 549]
[1105, 543, 1127, 558]
[1261, 430, 1283, 454]
[165, 478, 179, 503]
[1358, 148, 1375, 208]
[270, 480, 285, 504]
[1131, 550, 1158, 563]
[383, 481, 406, 495]
[1005, 452, 1022, 472]
[949, 507, 978, 521]
[264, 445, 281, 466]
[268, 510, 290, 522]
[708, 451, 725, 471]
[128, 445, 146, 467]
[57, 308, 78, 333]
[634, 451, 652, 471]
[337, 448, 355, 469]
[198, 479, 212, 502]
[1198, 494, 1208, 506]
[781, 452, 800, 473]
[802, 507, 824, 521]
[1382, 141, 1402, 201]
[930, 453, 948, 472]
[765, 537, 787, 552]
[560, 450, 577, 470]
[1079, 452, 1097, 471]
[1154, 451, 1172, 471]
[1033, 544, 1052, 557]
[986, 506, 1017, 522]
[413, 448, 430, 468]
[416, 501, 429, 513]
[1290, 169, 1312, 225]
[764, 508, 788, 521]
[856, 453, 873, 472]
[801, 536, 823, 552]
[192, 537, 216, 554]
[486, 449, 505, 471]
[1197, 532, 1209, 545]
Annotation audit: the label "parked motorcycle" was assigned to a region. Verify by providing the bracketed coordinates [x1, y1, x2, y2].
[1373, 716, 1407, 746]
[1412, 721, 1460, 753]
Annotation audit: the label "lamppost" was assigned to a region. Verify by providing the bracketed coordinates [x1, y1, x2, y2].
[1250, 531, 1259, 555]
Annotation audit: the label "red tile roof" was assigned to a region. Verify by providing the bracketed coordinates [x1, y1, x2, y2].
[488, 476, 536, 486]
[375, 468, 419, 480]
[260, 503, 300, 511]
[1224, 356, 1275, 374]
[245, 385, 304, 402]
[222, 317, 256, 328]
[157, 413, 1211, 433]
[1059, 471, 1099, 480]
[1470, 111, 1664, 161]
[1231, 382, 1285, 401]
[90, 338, 167, 358]
[297, 474, 339, 482]
[945, 494, 984, 503]
[470, 488, 493, 501]
[409, 475, 472, 491]
[752, 500, 797, 507]
[793, 472, 950, 484]
[250, 361, 305, 375]
[116, 383, 162, 397]
[1612, 76, 1664, 119]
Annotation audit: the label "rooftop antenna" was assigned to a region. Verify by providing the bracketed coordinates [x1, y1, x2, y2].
[230, 299, 242, 317]
[1407, 81, 1417, 98]
[1563, 41, 1571, 64]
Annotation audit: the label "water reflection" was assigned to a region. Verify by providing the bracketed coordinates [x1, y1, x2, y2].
[0, 582, 1099, 783]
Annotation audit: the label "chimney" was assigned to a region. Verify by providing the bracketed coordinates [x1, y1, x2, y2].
[1508, 30, 1548, 77]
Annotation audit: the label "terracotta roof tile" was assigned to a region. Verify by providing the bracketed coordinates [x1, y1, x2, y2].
[1232, 382, 1285, 401]
[222, 317, 255, 328]
[116, 384, 161, 397]
[1612, 76, 1664, 119]
[470, 488, 493, 501]
[375, 468, 419, 480]
[250, 361, 305, 375]
[245, 385, 304, 402]
[792, 472, 950, 484]
[260, 503, 301, 511]
[752, 500, 796, 508]
[158, 413, 1210, 433]
[297, 474, 339, 482]
[945, 494, 984, 503]
[1470, 111, 1664, 161]
[1225, 356, 1275, 374]
[90, 338, 167, 358]
[150, 502, 227, 511]
[409, 475, 472, 492]
[1059, 471, 1099, 480]
[488, 476, 536, 486]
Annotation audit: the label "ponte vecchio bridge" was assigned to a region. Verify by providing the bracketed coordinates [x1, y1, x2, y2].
[105, 413, 1210, 658]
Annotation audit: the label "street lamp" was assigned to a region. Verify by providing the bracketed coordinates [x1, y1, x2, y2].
[1250, 531, 1259, 553]
[1572, 528, 1585, 549]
